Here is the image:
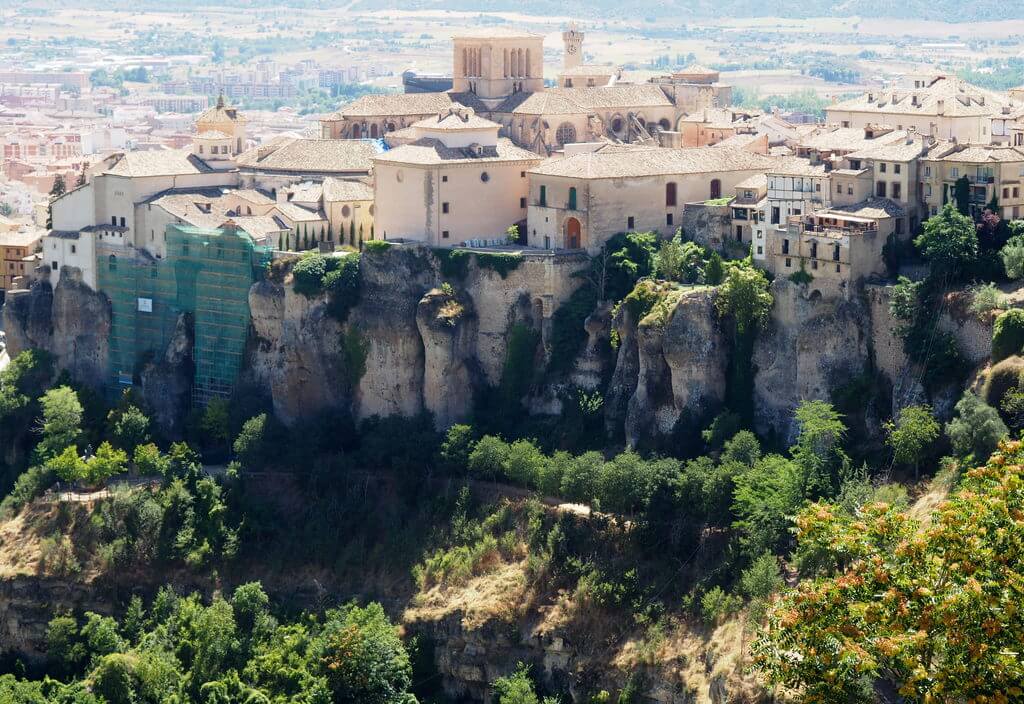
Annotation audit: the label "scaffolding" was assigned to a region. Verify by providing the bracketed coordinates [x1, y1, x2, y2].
[96, 223, 272, 407]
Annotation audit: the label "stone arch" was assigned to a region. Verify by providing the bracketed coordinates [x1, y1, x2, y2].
[352, 123, 361, 139]
[565, 216, 582, 249]
[610, 114, 625, 135]
[658, 118, 671, 131]
[370, 123, 379, 139]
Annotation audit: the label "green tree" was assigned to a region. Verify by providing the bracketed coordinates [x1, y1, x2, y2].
[320, 602, 412, 704]
[946, 391, 1008, 460]
[34, 386, 83, 461]
[84, 442, 128, 486]
[132, 443, 169, 477]
[200, 399, 231, 453]
[732, 454, 804, 558]
[754, 444, 1024, 700]
[992, 308, 1024, 361]
[953, 174, 971, 215]
[108, 405, 150, 451]
[492, 662, 541, 704]
[49, 445, 87, 482]
[233, 414, 271, 469]
[467, 435, 510, 480]
[883, 404, 940, 477]
[914, 203, 979, 279]
[1000, 233, 1024, 279]
[789, 400, 848, 498]
[438, 424, 475, 474]
[715, 264, 773, 421]
[559, 451, 603, 504]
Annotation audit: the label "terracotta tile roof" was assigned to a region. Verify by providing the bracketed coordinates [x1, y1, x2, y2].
[233, 215, 288, 242]
[493, 91, 586, 115]
[330, 92, 456, 119]
[768, 156, 829, 177]
[197, 97, 246, 124]
[231, 189, 275, 205]
[925, 143, 1024, 164]
[528, 145, 776, 179]
[236, 138, 379, 174]
[799, 127, 909, 153]
[411, 108, 500, 131]
[273, 202, 325, 222]
[102, 149, 214, 177]
[493, 84, 672, 116]
[322, 177, 374, 202]
[735, 173, 768, 189]
[844, 139, 927, 161]
[372, 137, 542, 166]
[0, 229, 43, 248]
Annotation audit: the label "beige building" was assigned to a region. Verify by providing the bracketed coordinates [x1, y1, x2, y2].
[826, 75, 1010, 144]
[921, 142, 1024, 220]
[372, 106, 541, 246]
[678, 107, 760, 147]
[1, 227, 42, 292]
[452, 29, 544, 102]
[730, 173, 767, 248]
[764, 198, 902, 298]
[648, 64, 732, 117]
[526, 144, 776, 253]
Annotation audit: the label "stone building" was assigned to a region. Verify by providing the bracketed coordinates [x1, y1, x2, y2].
[319, 27, 733, 156]
[525, 144, 775, 253]
[372, 105, 542, 246]
[921, 142, 1024, 220]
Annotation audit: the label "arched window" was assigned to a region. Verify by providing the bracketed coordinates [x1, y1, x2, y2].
[611, 116, 624, 134]
[352, 124, 361, 139]
[342, 205, 351, 218]
[658, 118, 671, 131]
[555, 122, 577, 146]
[370, 124, 379, 139]
[666, 182, 677, 207]
[108, 254, 117, 271]
[568, 187, 577, 210]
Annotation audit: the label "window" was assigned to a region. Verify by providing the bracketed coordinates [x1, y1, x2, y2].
[895, 219, 904, 235]
[815, 183, 821, 192]
[894, 164, 901, 174]
[442, 230, 449, 239]
[442, 202, 450, 214]
[70, 245, 76, 254]
[785, 257, 792, 267]
[666, 182, 677, 207]
[51, 260, 57, 271]
[833, 244, 840, 261]
[835, 264, 841, 273]
[121, 217, 126, 227]
[952, 167, 959, 179]
[520, 197, 526, 208]
[926, 184, 932, 197]
[1015, 187, 1021, 198]
[757, 245, 763, 254]
[782, 239, 790, 255]
[111, 215, 117, 226]
[627, 216, 635, 230]
[892, 183, 901, 199]
[841, 121, 850, 128]
[836, 184, 842, 194]
[811, 260, 818, 270]
[1005, 188, 1011, 199]
[847, 186, 853, 195]
[539, 185, 546, 207]
[771, 207, 780, 224]
[810, 241, 817, 258]
[925, 166, 932, 177]
[108, 254, 117, 271]
[442, 175, 448, 183]
[521, 171, 526, 178]
[555, 122, 577, 146]
[876, 182, 886, 197]
[880, 163, 887, 173]
[663, 213, 672, 227]
[735, 225, 742, 241]
[480, 172, 490, 183]
[568, 187, 577, 210]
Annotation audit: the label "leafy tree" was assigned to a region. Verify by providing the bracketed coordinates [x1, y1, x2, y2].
[34, 386, 83, 461]
[732, 454, 804, 558]
[492, 662, 545, 704]
[754, 443, 1024, 700]
[789, 400, 848, 498]
[468, 435, 509, 480]
[320, 602, 412, 704]
[992, 308, 1024, 361]
[437, 424, 475, 474]
[883, 405, 940, 477]
[914, 203, 979, 279]
[233, 414, 270, 469]
[946, 391, 1007, 460]
[559, 451, 603, 504]
[84, 442, 128, 486]
[200, 398, 231, 453]
[132, 443, 169, 477]
[1000, 233, 1024, 279]
[704, 251, 724, 285]
[49, 445, 87, 482]
[739, 552, 783, 601]
[90, 653, 137, 704]
[715, 264, 772, 421]
[721, 430, 761, 467]
[108, 404, 150, 451]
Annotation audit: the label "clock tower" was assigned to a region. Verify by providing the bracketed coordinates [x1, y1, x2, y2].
[562, 22, 584, 71]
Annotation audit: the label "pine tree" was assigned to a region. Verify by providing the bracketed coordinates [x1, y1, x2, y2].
[349, 220, 355, 247]
[358, 223, 364, 250]
[327, 222, 334, 242]
[278, 233, 283, 250]
[49, 174, 66, 198]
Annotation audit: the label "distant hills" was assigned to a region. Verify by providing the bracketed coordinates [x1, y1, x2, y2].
[40, 0, 1024, 21]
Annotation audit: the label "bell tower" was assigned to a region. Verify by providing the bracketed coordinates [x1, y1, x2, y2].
[562, 22, 584, 71]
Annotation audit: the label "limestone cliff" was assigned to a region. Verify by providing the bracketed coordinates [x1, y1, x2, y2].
[2, 266, 110, 389]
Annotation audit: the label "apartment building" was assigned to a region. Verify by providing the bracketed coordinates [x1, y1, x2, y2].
[921, 143, 1024, 220]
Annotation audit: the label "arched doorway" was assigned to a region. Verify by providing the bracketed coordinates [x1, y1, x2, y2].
[565, 217, 582, 249]
[710, 179, 721, 199]
[370, 123, 379, 139]
[352, 124, 361, 139]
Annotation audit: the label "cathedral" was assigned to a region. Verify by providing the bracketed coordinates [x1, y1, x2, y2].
[320, 26, 732, 156]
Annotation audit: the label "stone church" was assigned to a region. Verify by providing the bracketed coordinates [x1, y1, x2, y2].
[320, 26, 732, 156]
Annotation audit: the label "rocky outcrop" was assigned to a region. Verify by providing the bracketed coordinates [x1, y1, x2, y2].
[139, 312, 194, 437]
[2, 266, 110, 389]
[605, 289, 728, 449]
[752, 281, 871, 441]
[416, 288, 482, 428]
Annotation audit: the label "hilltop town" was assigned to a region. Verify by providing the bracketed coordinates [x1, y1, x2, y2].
[2, 8, 1024, 704]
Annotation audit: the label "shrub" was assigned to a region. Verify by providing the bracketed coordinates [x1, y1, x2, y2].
[946, 391, 1008, 460]
[739, 552, 783, 601]
[701, 411, 742, 449]
[476, 252, 523, 279]
[969, 282, 1004, 317]
[0, 465, 56, 516]
[363, 239, 392, 253]
[992, 308, 1024, 361]
[559, 451, 603, 504]
[1000, 234, 1024, 279]
[438, 424, 475, 474]
[982, 355, 1024, 410]
[467, 435, 510, 480]
[700, 586, 741, 625]
[788, 264, 813, 285]
[323, 254, 361, 322]
[291, 253, 328, 296]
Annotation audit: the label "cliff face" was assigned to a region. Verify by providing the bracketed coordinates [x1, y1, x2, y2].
[245, 245, 589, 428]
[606, 289, 728, 448]
[2, 267, 110, 389]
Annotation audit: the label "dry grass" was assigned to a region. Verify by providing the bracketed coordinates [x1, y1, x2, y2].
[404, 560, 528, 631]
